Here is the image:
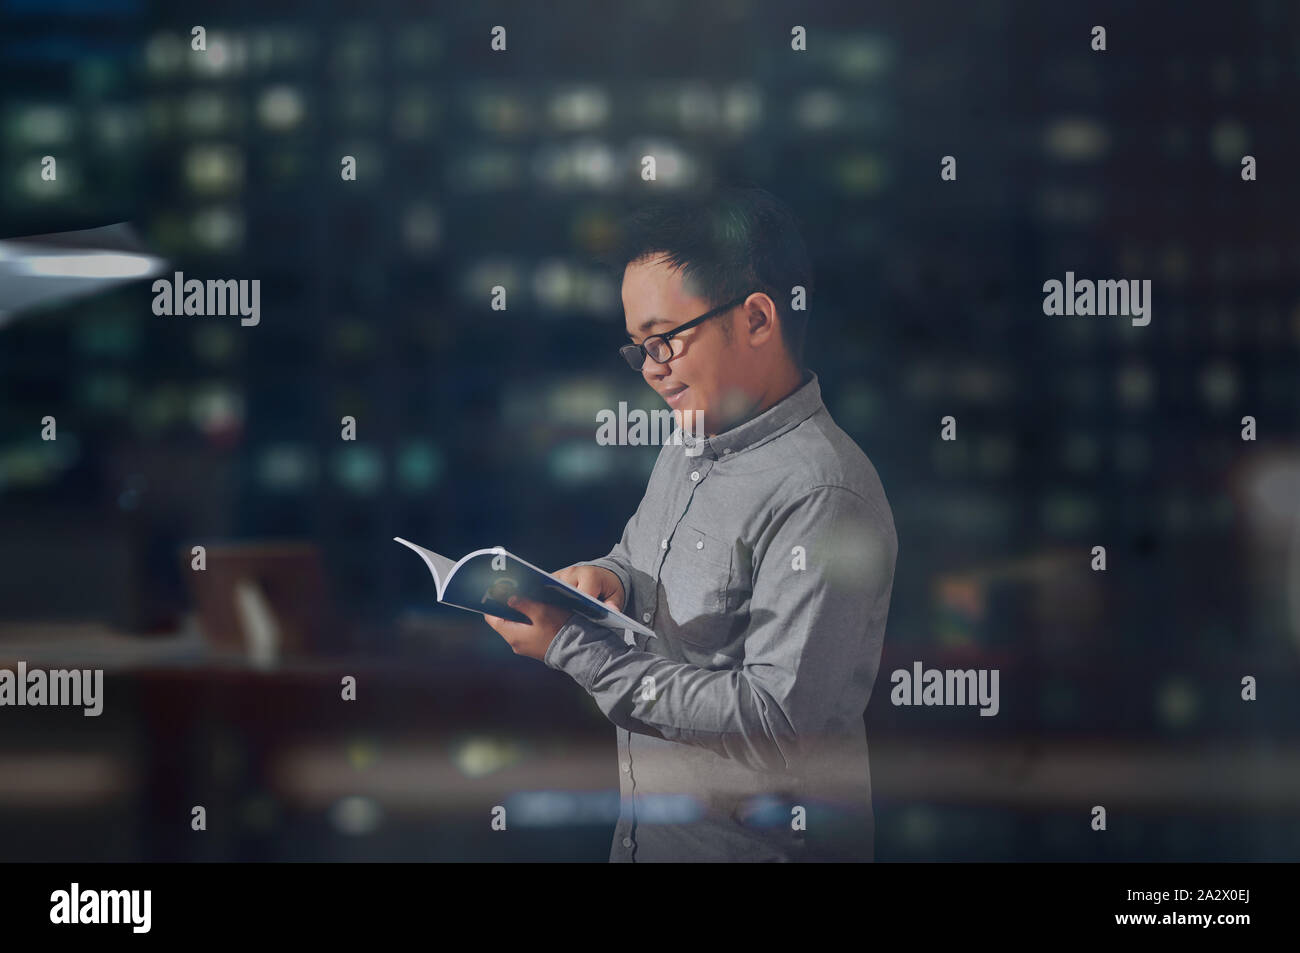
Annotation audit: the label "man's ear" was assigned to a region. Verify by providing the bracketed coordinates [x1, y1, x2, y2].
[745, 294, 780, 346]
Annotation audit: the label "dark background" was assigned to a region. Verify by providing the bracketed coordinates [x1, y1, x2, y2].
[0, 0, 1297, 861]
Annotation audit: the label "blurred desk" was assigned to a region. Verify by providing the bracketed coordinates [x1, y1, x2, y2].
[0, 618, 614, 860]
[0, 621, 208, 669]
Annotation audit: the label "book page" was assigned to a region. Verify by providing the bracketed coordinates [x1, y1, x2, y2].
[393, 538, 459, 598]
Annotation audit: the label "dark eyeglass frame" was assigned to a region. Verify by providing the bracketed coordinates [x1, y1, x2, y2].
[619, 293, 753, 370]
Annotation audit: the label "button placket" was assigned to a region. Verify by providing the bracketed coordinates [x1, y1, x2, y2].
[648, 458, 712, 626]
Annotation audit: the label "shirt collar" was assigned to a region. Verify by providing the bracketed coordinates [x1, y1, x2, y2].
[680, 369, 823, 460]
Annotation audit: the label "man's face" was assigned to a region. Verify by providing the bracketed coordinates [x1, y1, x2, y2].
[622, 256, 754, 436]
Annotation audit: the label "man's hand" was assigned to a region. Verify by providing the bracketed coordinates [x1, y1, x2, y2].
[484, 565, 624, 662]
[484, 594, 577, 661]
[553, 564, 625, 612]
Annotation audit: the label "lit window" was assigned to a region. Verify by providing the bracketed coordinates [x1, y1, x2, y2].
[334, 446, 385, 494]
[833, 152, 885, 195]
[1199, 362, 1238, 408]
[191, 33, 247, 77]
[470, 91, 531, 135]
[831, 35, 894, 80]
[334, 27, 378, 74]
[674, 83, 720, 129]
[1116, 365, 1154, 409]
[12, 105, 74, 146]
[1042, 493, 1097, 534]
[1210, 120, 1248, 165]
[532, 260, 576, 310]
[94, 106, 140, 149]
[534, 140, 616, 189]
[795, 89, 844, 131]
[258, 86, 305, 131]
[259, 445, 318, 491]
[549, 442, 614, 485]
[1044, 119, 1109, 161]
[397, 443, 443, 491]
[340, 86, 382, 128]
[16, 160, 75, 200]
[402, 204, 441, 254]
[450, 149, 521, 190]
[80, 374, 131, 412]
[395, 27, 440, 69]
[181, 92, 236, 134]
[337, 143, 381, 183]
[191, 207, 245, 252]
[190, 385, 244, 439]
[394, 88, 436, 139]
[547, 87, 610, 130]
[145, 33, 185, 75]
[721, 85, 763, 134]
[184, 145, 244, 194]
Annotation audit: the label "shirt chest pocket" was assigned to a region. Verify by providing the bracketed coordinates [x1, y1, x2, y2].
[659, 522, 734, 646]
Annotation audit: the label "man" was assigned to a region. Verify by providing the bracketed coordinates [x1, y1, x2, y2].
[485, 187, 897, 862]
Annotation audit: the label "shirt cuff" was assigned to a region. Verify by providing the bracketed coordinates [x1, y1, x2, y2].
[543, 614, 620, 691]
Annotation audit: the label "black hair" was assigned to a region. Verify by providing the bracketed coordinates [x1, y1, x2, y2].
[600, 186, 814, 367]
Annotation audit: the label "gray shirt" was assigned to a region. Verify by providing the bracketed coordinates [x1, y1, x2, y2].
[544, 370, 897, 861]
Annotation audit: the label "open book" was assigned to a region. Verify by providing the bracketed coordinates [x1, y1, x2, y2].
[394, 538, 655, 639]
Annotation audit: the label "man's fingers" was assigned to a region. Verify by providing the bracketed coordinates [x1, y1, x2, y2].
[506, 594, 542, 621]
[555, 565, 604, 600]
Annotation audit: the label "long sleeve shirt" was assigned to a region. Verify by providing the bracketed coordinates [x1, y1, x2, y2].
[544, 370, 898, 862]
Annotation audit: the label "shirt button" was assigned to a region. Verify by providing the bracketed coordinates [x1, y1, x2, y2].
[723, 448, 732, 455]
[642, 612, 651, 623]
[661, 539, 667, 549]
[690, 470, 700, 482]
[695, 540, 704, 549]
[621, 761, 631, 774]
[622, 837, 633, 848]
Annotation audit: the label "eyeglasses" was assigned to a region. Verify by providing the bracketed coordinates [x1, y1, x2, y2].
[619, 293, 752, 370]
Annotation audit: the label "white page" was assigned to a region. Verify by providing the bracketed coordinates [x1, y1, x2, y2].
[393, 537, 459, 599]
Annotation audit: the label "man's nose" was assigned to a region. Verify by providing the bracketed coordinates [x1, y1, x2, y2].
[642, 358, 669, 385]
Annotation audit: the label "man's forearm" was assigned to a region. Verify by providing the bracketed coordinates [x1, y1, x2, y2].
[544, 617, 798, 772]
